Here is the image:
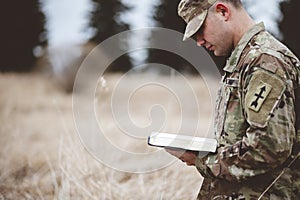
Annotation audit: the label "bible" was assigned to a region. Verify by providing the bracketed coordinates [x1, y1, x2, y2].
[147, 132, 217, 152]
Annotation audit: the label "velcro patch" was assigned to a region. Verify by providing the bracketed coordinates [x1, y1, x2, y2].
[245, 69, 285, 128]
[248, 81, 272, 112]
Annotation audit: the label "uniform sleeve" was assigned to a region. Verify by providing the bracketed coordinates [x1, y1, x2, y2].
[196, 55, 297, 181]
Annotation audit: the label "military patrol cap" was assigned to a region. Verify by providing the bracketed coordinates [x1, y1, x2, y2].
[178, 0, 217, 41]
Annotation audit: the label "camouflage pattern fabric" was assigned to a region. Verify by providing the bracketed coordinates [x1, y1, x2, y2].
[195, 23, 300, 200]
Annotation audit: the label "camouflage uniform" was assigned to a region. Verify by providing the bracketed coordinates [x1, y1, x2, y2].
[195, 23, 300, 200]
[177, 1, 300, 198]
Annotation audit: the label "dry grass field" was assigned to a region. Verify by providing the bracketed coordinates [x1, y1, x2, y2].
[0, 72, 218, 199]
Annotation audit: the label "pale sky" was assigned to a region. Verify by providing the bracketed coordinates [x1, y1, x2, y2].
[41, 0, 94, 47]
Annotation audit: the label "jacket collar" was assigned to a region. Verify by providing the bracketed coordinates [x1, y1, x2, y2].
[223, 22, 265, 73]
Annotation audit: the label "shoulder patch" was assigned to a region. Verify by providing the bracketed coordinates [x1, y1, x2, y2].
[245, 69, 286, 127]
[248, 81, 272, 112]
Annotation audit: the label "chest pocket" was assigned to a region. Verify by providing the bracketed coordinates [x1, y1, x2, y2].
[215, 76, 247, 146]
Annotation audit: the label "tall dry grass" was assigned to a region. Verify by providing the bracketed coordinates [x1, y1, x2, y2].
[0, 72, 218, 199]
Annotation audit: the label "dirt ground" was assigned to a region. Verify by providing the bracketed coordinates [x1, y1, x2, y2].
[0, 72, 218, 199]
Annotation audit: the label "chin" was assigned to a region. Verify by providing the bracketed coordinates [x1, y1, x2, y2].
[213, 51, 221, 57]
[214, 50, 227, 57]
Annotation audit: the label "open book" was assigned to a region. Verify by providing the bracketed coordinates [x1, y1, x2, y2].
[148, 132, 217, 152]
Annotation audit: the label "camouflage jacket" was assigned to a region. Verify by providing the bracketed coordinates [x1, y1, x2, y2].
[195, 23, 300, 199]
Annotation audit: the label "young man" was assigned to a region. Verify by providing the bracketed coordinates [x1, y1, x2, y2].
[166, 0, 300, 199]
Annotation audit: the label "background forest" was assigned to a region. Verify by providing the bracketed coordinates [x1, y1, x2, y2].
[0, 0, 299, 74]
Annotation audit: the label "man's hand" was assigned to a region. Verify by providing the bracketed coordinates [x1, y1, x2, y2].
[165, 148, 197, 166]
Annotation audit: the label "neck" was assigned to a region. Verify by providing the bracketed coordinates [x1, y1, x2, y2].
[232, 8, 255, 48]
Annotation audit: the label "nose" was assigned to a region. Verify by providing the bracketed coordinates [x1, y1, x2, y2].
[195, 33, 205, 46]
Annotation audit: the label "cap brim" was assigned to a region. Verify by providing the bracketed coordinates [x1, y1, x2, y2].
[183, 10, 208, 41]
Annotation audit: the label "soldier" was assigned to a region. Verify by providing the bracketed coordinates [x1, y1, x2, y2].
[165, 0, 300, 199]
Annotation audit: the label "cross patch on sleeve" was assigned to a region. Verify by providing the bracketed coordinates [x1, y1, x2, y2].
[245, 69, 285, 128]
[248, 81, 272, 112]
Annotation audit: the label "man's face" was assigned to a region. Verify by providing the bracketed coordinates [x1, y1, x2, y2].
[194, 11, 233, 57]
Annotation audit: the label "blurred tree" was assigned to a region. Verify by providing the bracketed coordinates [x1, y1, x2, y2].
[148, 0, 225, 74]
[280, 0, 300, 58]
[147, 0, 196, 74]
[0, 0, 47, 72]
[89, 0, 132, 72]
[154, 0, 185, 33]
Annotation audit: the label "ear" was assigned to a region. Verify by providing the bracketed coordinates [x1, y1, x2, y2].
[214, 3, 230, 21]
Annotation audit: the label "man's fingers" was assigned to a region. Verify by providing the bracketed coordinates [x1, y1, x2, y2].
[164, 148, 196, 165]
[164, 148, 185, 158]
